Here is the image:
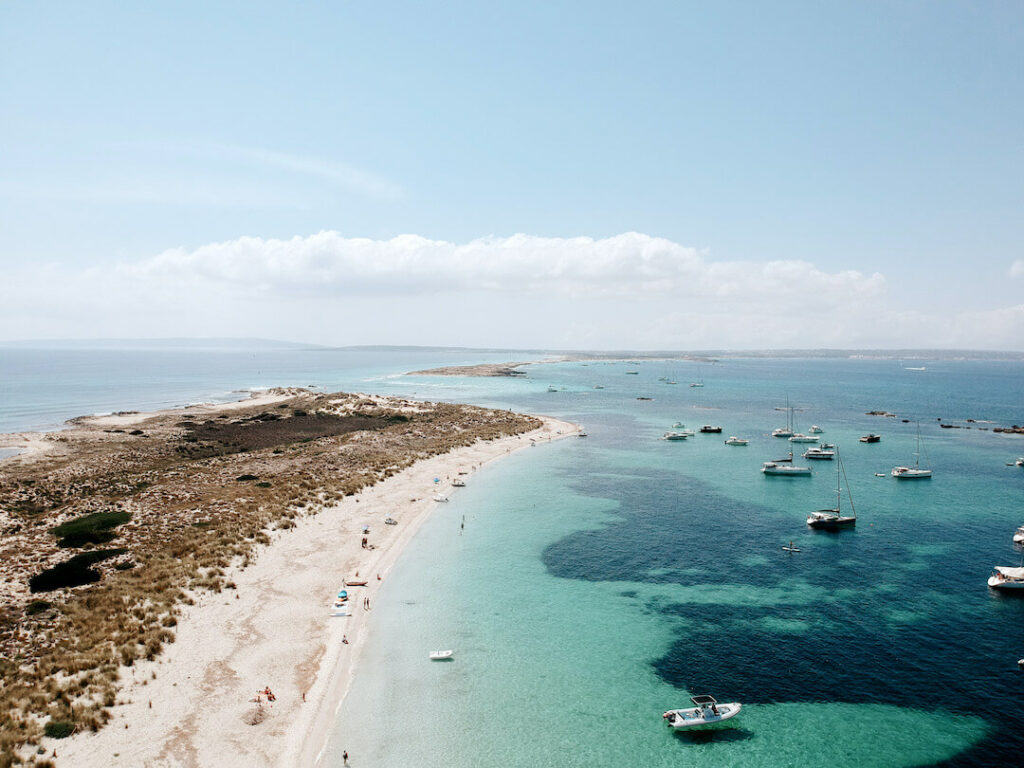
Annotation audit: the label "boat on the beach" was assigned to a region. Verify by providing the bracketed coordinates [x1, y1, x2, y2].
[429, 650, 454, 660]
[662, 431, 689, 441]
[452, 478, 466, 487]
[807, 447, 856, 530]
[699, 425, 722, 434]
[860, 434, 881, 443]
[803, 446, 834, 460]
[762, 451, 812, 476]
[724, 436, 748, 446]
[892, 422, 932, 479]
[345, 579, 368, 587]
[988, 567, 1024, 591]
[662, 695, 741, 731]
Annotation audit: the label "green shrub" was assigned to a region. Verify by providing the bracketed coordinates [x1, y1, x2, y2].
[44, 720, 74, 739]
[236, 474, 258, 482]
[29, 549, 127, 592]
[51, 511, 131, 548]
[26, 599, 51, 615]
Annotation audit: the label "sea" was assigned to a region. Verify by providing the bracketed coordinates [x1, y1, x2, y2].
[2, 346, 1023, 767]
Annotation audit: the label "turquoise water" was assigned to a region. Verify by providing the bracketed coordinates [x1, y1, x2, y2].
[324, 357, 1024, 767]
[3, 349, 1023, 765]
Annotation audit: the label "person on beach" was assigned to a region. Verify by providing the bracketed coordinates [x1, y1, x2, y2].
[343, 750, 348, 765]
[342, 634, 348, 644]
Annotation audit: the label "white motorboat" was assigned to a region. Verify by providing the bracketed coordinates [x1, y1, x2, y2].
[662, 431, 689, 441]
[807, 447, 856, 530]
[1016, 458, 1024, 467]
[803, 446, 834, 460]
[892, 422, 931, 479]
[1014, 526, 1024, 544]
[724, 436, 749, 446]
[433, 494, 449, 502]
[429, 650, 454, 660]
[988, 567, 1024, 590]
[663, 695, 741, 731]
[789, 433, 819, 443]
[808, 425, 823, 434]
[762, 451, 812, 476]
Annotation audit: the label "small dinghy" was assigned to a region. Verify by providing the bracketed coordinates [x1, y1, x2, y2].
[429, 650, 454, 660]
[663, 695, 741, 731]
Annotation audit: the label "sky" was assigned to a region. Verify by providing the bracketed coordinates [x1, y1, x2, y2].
[1, 1, 1023, 350]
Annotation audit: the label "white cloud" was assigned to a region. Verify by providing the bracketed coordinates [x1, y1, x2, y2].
[1010, 260, 1024, 278]
[4, 231, 1024, 351]
[125, 231, 887, 305]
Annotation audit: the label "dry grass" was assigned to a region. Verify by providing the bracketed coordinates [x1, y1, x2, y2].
[0, 390, 538, 765]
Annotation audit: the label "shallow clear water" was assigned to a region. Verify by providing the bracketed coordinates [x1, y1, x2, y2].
[3, 350, 1023, 765]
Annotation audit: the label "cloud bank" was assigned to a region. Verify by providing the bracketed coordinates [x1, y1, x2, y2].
[3, 231, 1023, 350]
[127, 231, 886, 306]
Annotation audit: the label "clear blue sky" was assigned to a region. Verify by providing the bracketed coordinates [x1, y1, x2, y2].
[2, 1, 1022, 348]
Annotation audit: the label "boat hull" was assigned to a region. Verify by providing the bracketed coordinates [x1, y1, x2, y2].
[892, 468, 932, 479]
[763, 465, 811, 476]
[988, 577, 1024, 590]
[664, 703, 742, 730]
[807, 515, 856, 529]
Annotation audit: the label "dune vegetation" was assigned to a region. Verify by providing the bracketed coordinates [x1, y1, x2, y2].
[0, 390, 539, 766]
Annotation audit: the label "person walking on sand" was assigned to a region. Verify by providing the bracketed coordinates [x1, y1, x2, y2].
[343, 750, 348, 765]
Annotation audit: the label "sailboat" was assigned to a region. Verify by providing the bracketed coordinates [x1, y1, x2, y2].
[892, 422, 932, 479]
[772, 396, 794, 438]
[807, 446, 856, 529]
[762, 450, 812, 476]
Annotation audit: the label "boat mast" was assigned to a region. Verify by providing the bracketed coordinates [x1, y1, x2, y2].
[839, 447, 856, 519]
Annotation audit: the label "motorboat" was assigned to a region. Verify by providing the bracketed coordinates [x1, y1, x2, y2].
[807, 447, 856, 529]
[429, 650, 454, 660]
[578, 431, 588, 437]
[724, 436, 749, 446]
[1013, 526, 1024, 544]
[663, 695, 741, 731]
[860, 434, 881, 443]
[762, 452, 812, 476]
[892, 422, 932, 479]
[789, 433, 819, 443]
[452, 478, 466, 487]
[699, 425, 723, 434]
[803, 446, 835, 460]
[988, 567, 1024, 590]
[662, 431, 689, 441]
[433, 494, 449, 502]
[808, 425, 823, 434]
[1016, 458, 1023, 467]
[547, 386, 558, 393]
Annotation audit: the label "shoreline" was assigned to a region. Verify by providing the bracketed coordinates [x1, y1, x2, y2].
[52, 412, 579, 767]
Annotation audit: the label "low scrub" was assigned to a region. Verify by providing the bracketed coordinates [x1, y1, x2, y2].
[29, 549, 127, 592]
[51, 510, 131, 548]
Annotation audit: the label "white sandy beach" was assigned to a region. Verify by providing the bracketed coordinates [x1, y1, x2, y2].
[51, 413, 578, 767]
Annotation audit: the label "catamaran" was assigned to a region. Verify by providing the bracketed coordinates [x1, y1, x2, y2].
[807, 446, 856, 529]
[663, 695, 741, 731]
[892, 422, 932, 479]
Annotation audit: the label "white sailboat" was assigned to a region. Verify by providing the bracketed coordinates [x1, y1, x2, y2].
[892, 422, 932, 479]
[772, 396, 794, 438]
[762, 450, 812, 476]
[807, 447, 856, 529]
